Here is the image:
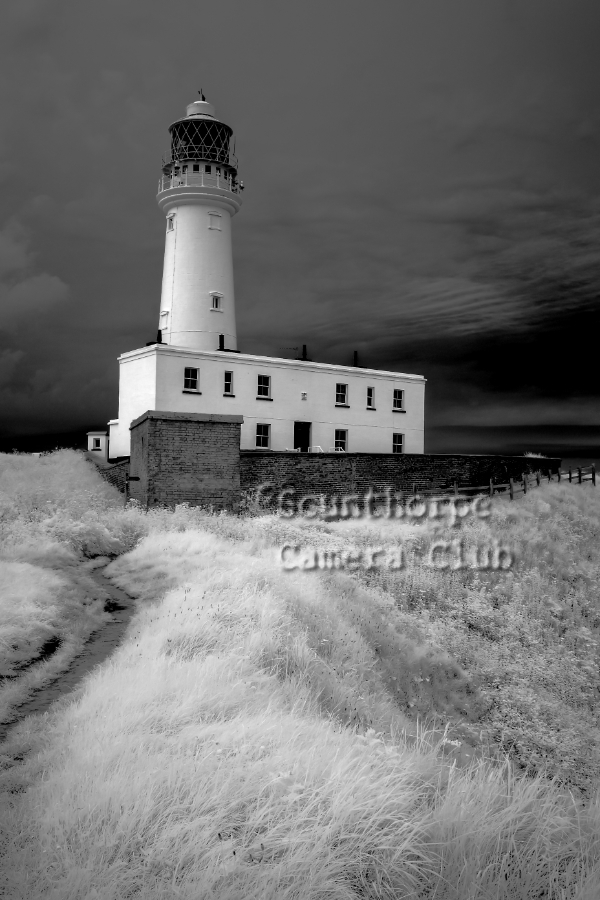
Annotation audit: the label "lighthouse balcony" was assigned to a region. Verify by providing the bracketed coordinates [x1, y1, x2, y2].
[158, 172, 241, 195]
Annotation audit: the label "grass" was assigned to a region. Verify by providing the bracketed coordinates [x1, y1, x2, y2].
[0, 450, 144, 725]
[1, 451, 600, 897]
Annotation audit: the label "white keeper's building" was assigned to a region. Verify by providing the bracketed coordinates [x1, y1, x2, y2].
[106, 96, 426, 460]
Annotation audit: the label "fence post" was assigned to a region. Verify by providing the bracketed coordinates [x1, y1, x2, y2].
[578, 467, 582, 484]
[569, 468, 572, 483]
[557, 468, 561, 482]
[593, 464, 596, 487]
[489, 478, 494, 497]
[124, 475, 129, 507]
[413, 484, 418, 496]
[509, 477, 514, 501]
[523, 473, 527, 494]
[454, 481, 458, 497]
[536, 471, 541, 487]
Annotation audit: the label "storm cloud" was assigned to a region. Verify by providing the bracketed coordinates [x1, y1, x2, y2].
[0, 0, 599, 455]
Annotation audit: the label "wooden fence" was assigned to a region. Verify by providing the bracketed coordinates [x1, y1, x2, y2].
[411, 464, 595, 502]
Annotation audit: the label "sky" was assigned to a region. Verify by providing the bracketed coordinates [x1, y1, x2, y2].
[1, 0, 599, 457]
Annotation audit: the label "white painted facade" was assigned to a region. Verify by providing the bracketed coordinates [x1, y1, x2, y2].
[108, 345, 424, 457]
[108, 96, 426, 458]
[87, 430, 109, 461]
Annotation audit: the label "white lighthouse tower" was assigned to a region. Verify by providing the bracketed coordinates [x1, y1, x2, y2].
[156, 95, 242, 351]
[107, 93, 425, 460]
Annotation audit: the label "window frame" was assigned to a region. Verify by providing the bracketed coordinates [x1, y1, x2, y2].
[210, 294, 222, 311]
[256, 423, 270, 449]
[166, 216, 175, 232]
[335, 383, 349, 406]
[366, 386, 375, 409]
[334, 429, 348, 451]
[257, 374, 271, 399]
[183, 366, 201, 393]
[392, 433, 404, 454]
[224, 371, 234, 396]
[393, 389, 405, 411]
[208, 211, 222, 231]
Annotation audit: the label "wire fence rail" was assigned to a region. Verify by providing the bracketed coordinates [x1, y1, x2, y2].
[411, 463, 595, 502]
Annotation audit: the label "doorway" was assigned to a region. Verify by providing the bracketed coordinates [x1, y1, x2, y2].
[293, 421, 311, 452]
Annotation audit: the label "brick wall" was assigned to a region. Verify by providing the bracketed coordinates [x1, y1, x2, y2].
[85, 452, 129, 493]
[129, 410, 243, 510]
[101, 459, 130, 493]
[239, 451, 562, 509]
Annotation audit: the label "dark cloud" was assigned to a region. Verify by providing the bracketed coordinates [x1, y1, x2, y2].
[0, 0, 599, 453]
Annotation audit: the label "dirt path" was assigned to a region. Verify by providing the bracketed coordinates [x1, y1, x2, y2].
[0, 563, 137, 744]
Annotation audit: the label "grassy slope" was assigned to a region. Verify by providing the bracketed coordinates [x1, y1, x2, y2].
[1, 457, 600, 898]
[0, 451, 143, 726]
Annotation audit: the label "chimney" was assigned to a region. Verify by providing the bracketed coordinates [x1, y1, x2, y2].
[353, 350, 358, 367]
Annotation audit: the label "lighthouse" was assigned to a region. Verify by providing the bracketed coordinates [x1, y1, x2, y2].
[107, 93, 425, 460]
[156, 96, 242, 351]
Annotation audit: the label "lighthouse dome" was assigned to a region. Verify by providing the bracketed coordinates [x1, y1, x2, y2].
[185, 100, 216, 119]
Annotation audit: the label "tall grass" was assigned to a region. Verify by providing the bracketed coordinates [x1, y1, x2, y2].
[1, 454, 600, 897]
[0, 450, 146, 726]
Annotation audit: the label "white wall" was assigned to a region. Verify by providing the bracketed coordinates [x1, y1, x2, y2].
[158, 190, 239, 351]
[108, 351, 158, 458]
[111, 345, 425, 457]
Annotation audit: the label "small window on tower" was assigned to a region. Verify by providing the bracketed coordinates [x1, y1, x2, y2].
[211, 296, 221, 310]
[193, 164, 200, 172]
[208, 213, 222, 230]
[205, 165, 212, 174]
[182, 165, 188, 173]
[224, 371, 233, 394]
[166, 216, 175, 232]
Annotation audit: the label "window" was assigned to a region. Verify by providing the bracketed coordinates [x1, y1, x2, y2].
[393, 433, 404, 454]
[301, 391, 307, 400]
[208, 212, 221, 230]
[367, 386, 375, 408]
[393, 389, 404, 410]
[182, 165, 188, 173]
[224, 371, 233, 394]
[205, 165, 212, 174]
[166, 216, 175, 232]
[334, 429, 347, 451]
[193, 164, 200, 172]
[160, 310, 169, 330]
[257, 374, 271, 398]
[92, 438, 101, 450]
[183, 367, 199, 391]
[256, 424, 270, 448]
[336, 383, 348, 405]
[211, 295, 221, 310]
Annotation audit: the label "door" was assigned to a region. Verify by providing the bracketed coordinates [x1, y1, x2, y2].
[293, 421, 311, 452]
